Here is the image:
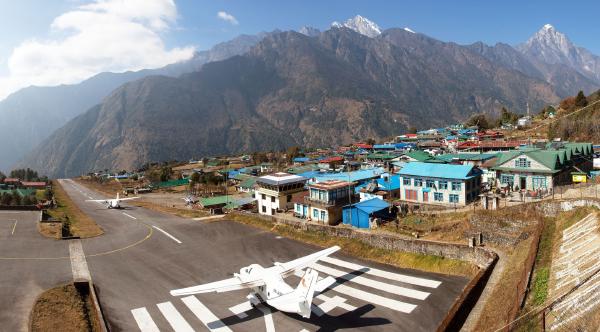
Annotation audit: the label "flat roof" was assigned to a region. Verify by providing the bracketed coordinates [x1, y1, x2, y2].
[257, 172, 307, 186]
[309, 180, 352, 190]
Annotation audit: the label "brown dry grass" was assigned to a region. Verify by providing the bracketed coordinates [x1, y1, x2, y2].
[38, 222, 61, 239]
[474, 237, 536, 331]
[131, 200, 209, 219]
[230, 213, 478, 278]
[50, 180, 103, 238]
[30, 283, 100, 332]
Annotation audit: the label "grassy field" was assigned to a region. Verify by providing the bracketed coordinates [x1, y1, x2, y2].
[48, 180, 103, 238]
[30, 283, 100, 332]
[230, 213, 478, 278]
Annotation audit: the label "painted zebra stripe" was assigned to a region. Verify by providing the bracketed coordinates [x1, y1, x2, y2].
[321, 256, 441, 288]
[157, 301, 194, 332]
[131, 307, 160, 332]
[182, 296, 233, 332]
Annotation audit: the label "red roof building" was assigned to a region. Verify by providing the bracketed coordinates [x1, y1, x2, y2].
[21, 181, 47, 188]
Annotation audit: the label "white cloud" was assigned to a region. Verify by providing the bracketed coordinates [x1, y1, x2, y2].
[0, 0, 195, 100]
[217, 11, 238, 25]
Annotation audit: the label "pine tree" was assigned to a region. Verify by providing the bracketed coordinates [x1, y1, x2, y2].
[575, 90, 588, 108]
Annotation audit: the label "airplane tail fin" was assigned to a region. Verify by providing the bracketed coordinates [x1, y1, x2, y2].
[296, 268, 319, 318]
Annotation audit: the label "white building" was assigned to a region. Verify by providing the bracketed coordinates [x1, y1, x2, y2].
[255, 172, 307, 216]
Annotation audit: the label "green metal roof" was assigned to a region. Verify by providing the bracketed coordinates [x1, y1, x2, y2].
[238, 177, 257, 189]
[405, 150, 433, 162]
[493, 142, 593, 172]
[436, 153, 498, 162]
[366, 153, 396, 160]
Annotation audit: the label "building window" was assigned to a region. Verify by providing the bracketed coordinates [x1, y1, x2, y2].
[514, 158, 531, 168]
[271, 196, 275, 203]
[532, 176, 547, 189]
[500, 174, 514, 185]
[434, 192, 443, 201]
[262, 206, 266, 213]
[426, 180, 435, 188]
[313, 209, 319, 218]
[451, 182, 462, 191]
[414, 178, 423, 187]
[403, 177, 411, 186]
[321, 210, 326, 221]
[261, 194, 266, 200]
[439, 181, 448, 189]
[449, 194, 459, 203]
[405, 189, 418, 200]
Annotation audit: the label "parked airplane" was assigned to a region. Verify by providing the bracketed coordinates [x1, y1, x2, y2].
[182, 195, 199, 205]
[170, 246, 341, 318]
[86, 193, 139, 209]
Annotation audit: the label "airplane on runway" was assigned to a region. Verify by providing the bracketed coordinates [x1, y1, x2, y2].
[86, 192, 139, 209]
[182, 195, 199, 205]
[170, 246, 341, 318]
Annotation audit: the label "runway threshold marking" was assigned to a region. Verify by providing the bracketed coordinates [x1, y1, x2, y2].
[258, 305, 276, 332]
[182, 296, 233, 332]
[131, 307, 160, 332]
[320, 256, 441, 288]
[152, 226, 182, 244]
[123, 212, 137, 220]
[157, 301, 194, 332]
[311, 262, 430, 300]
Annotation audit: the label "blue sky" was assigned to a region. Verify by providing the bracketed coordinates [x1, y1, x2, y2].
[0, 0, 599, 99]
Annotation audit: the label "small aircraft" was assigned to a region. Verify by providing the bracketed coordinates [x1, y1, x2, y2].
[182, 195, 199, 205]
[170, 246, 341, 318]
[86, 192, 139, 209]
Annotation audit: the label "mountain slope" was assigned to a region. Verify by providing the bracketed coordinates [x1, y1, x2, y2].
[518, 24, 600, 84]
[21, 28, 565, 178]
[467, 41, 599, 96]
[0, 32, 270, 171]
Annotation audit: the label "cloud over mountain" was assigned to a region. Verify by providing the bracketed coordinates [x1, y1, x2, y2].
[0, 0, 195, 100]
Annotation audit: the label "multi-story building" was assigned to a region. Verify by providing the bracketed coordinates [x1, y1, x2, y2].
[255, 172, 307, 216]
[492, 143, 593, 191]
[293, 180, 355, 225]
[398, 162, 482, 206]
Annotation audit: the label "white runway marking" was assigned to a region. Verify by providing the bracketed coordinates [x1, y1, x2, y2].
[229, 301, 253, 318]
[321, 256, 441, 288]
[157, 301, 194, 332]
[258, 305, 276, 332]
[182, 296, 233, 332]
[131, 307, 160, 332]
[311, 262, 430, 300]
[152, 226, 182, 244]
[11, 219, 17, 235]
[313, 294, 356, 316]
[123, 212, 137, 220]
[294, 270, 417, 313]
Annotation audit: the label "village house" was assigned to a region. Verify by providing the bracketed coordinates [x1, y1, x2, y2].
[398, 162, 482, 206]
[255, 172, 307, 216]
[358, 174, 400, 201]
[492, 142, 594, 192]
[293, 180, 355, 225]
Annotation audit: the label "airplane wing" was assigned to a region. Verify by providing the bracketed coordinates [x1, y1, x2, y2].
[272, 245, 341, 278]
[85, 199, 108, 203]
[118, 197, 139, 201]
[170, 275, 266, 297]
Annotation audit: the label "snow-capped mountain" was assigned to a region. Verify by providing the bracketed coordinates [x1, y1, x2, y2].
[331, 15, 381, 38]
[298, 26, 321, 37]
[518, 24, 600, 83]
[403, 27, 415, 34]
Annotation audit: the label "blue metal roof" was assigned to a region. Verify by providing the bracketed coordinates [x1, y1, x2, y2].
[293, 157, 310, 162]
[373, 144, 395, 149]
[312, 168, 385, 183]
[346, 198, 390, 214]
[377, 175, 400, 191]
[398, 162, 478, 180]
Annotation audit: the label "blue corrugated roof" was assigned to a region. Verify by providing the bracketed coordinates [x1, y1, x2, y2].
[312, 168, 385, 183]
[349, 198, 390, 214]
[373, 144, 395, 149]
[377, 175, 400, 190]
[293, 157, 310, 162]
[398, 162, 478, 180]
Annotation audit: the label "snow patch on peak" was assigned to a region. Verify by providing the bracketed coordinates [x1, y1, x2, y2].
[404, 27, 415, 33]
[543, 23, 554, 31]
[330, 15, 381, 38]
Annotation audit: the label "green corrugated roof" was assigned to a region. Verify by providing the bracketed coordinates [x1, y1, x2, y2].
[405, 150, 433, 162]
[366, 153, 396, 160]
[238, 177, 257, 189]
[436, 153, 498, 162]
[0, 188, 36, 197]
[493, 143, 593, 172]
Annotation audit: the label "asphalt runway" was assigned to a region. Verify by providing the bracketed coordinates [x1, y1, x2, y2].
[1, 180, 470, 332]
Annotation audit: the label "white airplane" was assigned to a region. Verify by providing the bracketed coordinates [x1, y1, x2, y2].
[182, 195, 199, 205]
[170, 246, 341, 318]
[86, 192, 139, 209]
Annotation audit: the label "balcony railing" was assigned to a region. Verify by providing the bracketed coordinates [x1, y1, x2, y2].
[304, 195, 350, 207]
